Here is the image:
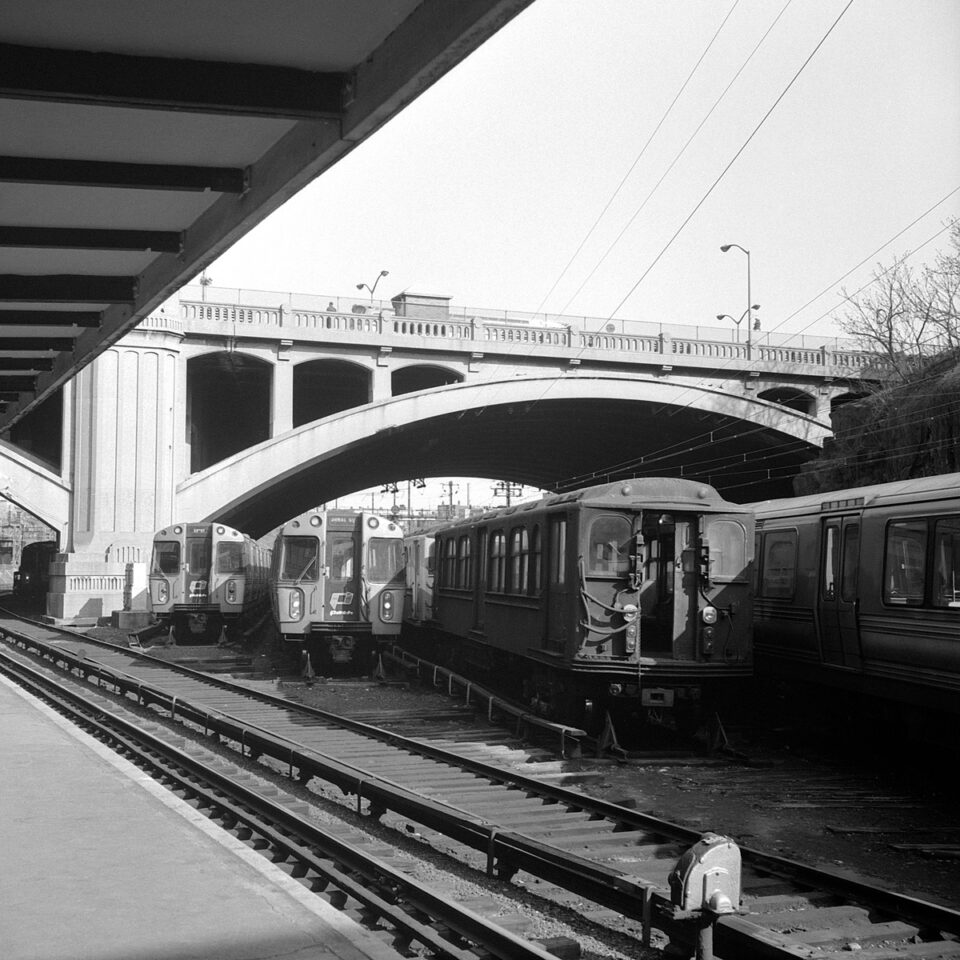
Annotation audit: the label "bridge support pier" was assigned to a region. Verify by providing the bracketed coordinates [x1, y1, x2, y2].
[46, 319, 185, 625]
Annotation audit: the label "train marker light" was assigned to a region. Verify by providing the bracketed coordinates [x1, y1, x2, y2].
[310, 515, 322, 526]
[368, 517, 380, 528]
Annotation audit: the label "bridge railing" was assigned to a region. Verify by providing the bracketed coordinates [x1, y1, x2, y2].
[170, 286, 876, 373]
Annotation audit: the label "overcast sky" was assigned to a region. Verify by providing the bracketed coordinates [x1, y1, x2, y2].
[205, 0, 960, 512]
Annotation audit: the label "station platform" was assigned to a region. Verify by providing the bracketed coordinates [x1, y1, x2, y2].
[0, 674, 401, 960]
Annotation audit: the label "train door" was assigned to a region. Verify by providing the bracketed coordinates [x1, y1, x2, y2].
[324, 528, 360, 622]
[545, 515, 568, 651]
[184, 526, 212, 604]
[818, 516, 862, 668]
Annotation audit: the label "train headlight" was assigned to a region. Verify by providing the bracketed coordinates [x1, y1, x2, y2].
[288, 589, 303, 620]
[367, 517, 380, 529]
[157, 581, 168, 604]
[226, 580, 237, 604]
[309, 515, 322, 527]
[701, 605, 718, 625]
[381, 591, 395, 621]
[622, 603, 639, 652]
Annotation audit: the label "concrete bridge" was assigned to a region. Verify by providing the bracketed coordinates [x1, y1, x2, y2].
[3, 284, 871, 621]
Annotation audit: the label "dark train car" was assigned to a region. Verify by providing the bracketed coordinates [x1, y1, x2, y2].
[148, 521, 271, 643]
[407, 479, 754, 732]
[269, 509, 405, 673]
[751, 472, 960, 720]
[13, 539, 58, 598]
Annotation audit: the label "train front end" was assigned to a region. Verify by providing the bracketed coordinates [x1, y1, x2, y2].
[270, 510, 404, 673]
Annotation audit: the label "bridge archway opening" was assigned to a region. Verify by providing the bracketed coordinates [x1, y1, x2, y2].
[187, 352, 271, 473]
[293, 359, 371, 427]
[757, 387, 817, 416]
[392, 364, 463, 397]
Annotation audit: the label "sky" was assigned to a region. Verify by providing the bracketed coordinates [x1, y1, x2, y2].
[203, 0, 960, 513]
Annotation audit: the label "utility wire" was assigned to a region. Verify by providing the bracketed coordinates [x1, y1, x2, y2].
[535, 1, 741, 315]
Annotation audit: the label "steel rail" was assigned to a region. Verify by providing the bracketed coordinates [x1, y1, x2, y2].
[0, 650, 564, 960]
[4, 618, 960, 959]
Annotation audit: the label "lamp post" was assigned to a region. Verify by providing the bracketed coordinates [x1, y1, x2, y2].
[716, 305, 760, 344]
[357, 269, 389, 302]
[720, 244, 753, 357]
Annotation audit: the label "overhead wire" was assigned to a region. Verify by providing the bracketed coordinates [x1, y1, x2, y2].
[534, 0, 742, 316]
[557, 0, 795, 315]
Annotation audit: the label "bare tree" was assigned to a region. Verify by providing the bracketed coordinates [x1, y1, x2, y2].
[836, 219, 959, 384]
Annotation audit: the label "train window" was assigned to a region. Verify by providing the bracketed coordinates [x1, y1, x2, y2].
[508, 527, 529, 593]
[883, 520, 926, 605]
[706, 519, 747, 581]
[840, 524, 859, 603]
[531, 524, 542, 594]
[216, 542, 244, 574]
[550, 518, 566, 585]
[822, 525, 840, 601]
[442, 538, 457, 587]
[330, 536, 354, 579]
[186, 539, 211, 576]
[368, 538, 403, 583]
[933, 517, 960, 608]
[489, 531, 506, 592]
[587, 515, 631, 575]
[280, 537, 319, 581]
[457, 535, 471, 588]
[0, 540, 11, 564]
[760, 531, 797, 598]
[151, 541, 180, 575]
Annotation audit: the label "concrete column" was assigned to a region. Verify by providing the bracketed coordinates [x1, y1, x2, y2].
[271, 354, 294, 436]
[46, 320, 184, 624]
[371, 361, 392, 402]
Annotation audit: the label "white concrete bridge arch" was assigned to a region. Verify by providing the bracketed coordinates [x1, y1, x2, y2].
[177, 373, 830, 536]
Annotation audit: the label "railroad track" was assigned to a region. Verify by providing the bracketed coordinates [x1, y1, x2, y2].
[3, 612, 960, 959]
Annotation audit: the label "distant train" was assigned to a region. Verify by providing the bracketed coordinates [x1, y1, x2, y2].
[148, 522, 271, 644]
[269, 509, 405, 673]
[403, 479, 755, 733]
[751, 472, 960, 722]
[13, 539, 58, 598]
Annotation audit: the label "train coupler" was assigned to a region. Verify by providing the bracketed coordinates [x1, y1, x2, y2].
[662, 834, 741, 960]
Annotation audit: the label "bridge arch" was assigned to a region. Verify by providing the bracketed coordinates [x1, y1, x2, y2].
[187, 351, 272, 472]
[392, 363, 463, 396]
[293, 357, 372, 427]
[0, 440, 71, 537]
[176, 374, 831, 537]
[757, 386, 817, 416]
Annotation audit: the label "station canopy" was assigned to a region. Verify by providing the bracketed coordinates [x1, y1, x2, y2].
[0, 0, 532, 432]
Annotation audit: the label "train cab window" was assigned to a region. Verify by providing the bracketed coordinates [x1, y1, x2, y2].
[280, 537, 319, 581]
[0, 540, 12, 564]
[883, 520, 926, 605]
[508, 526, 529, 593]
[706, 519, 747, 581]
[368, 538, 404, 583]
[587, 515, 631, 575]
[456, 535, 471, 588]
[151, 541, 180, 575]
[488, 531, 506, 592]
[216, 542, 244, 574]
[759, 531, 796, 598]
[933, 517, 960, 608]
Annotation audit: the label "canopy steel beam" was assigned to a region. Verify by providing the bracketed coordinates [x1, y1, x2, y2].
[0, 310, 101, 328]
[0, 226, 183, 253]
[0, 275, 137, 302]
[0, 43, 346, 119]
[0, 338, 75, 351]
[0, 156, 248, 194]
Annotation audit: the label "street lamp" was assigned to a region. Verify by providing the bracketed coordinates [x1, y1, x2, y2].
[357, 269, 389, 302]
[720, 243, 754, 357]
[717, 305, 761, 344]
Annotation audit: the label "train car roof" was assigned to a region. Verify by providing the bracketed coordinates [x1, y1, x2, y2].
[275, 507, 403, 534]
[751, 472, 960, 519]
[434, 477, 750, 533]
[154, 521, 247, 538]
